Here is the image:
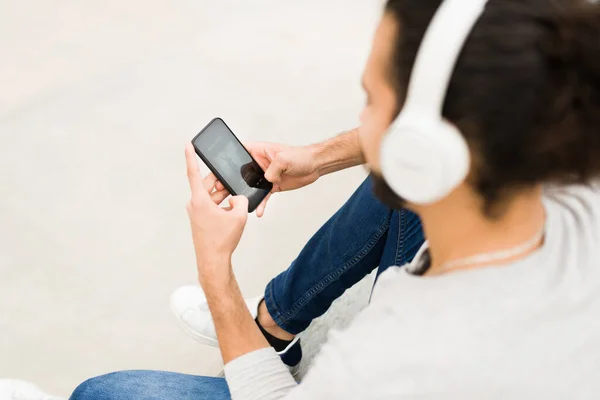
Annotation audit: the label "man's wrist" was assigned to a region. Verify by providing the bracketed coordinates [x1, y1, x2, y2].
[196, 254, 234, 285]
[308, 141, 330, 177]
[312, 128, 364, 177]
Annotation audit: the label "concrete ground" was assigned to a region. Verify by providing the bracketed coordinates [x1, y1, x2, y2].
[0, 0, 382, 397]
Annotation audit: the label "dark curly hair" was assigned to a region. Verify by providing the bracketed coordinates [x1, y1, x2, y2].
[385, 0, 600, 216]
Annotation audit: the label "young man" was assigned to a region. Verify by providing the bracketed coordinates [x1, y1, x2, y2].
[72, 0, 600, 398]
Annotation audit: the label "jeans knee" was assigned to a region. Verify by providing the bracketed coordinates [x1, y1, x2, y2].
[69, 372, 125, 400]
[69, 377, 95, 400]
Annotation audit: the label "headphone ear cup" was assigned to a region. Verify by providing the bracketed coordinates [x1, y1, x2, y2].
[380, 119, 471, 204]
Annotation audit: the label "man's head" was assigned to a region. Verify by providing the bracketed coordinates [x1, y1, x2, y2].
[359, 0, 600, 218]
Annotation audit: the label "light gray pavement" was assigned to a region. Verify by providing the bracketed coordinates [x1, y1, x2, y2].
[0, 0, 381, 396]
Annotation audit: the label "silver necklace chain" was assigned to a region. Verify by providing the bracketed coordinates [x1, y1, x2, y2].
[438, 228, 545, 273]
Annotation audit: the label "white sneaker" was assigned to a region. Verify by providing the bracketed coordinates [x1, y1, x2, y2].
[170, 285, 299, 354]
[0, 380, 64, 400]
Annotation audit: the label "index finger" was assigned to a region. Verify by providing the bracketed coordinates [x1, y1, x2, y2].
[243, 142, 259, 152]
[244, 142, 271, 170]
[185, 143, 210, 200]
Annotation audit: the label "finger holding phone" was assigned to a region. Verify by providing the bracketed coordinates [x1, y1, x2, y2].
[185, 143, 249, 279]
[191, 118, 324, 217]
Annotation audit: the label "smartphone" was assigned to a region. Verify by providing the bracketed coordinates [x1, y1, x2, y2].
[191, 118, 273, 212]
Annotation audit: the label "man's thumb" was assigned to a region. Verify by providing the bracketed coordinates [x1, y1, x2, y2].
[264, 159, 284, 183]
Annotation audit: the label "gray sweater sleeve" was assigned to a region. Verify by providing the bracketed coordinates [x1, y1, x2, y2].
[223, 347, 298, 400]
[222, 274, 408, 400]
[222, 300, 393, 400]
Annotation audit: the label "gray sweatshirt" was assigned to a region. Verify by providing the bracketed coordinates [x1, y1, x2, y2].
[224, 183, 600, 399]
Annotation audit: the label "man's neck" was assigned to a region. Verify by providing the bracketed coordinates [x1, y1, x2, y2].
[417, 186, 546, 274]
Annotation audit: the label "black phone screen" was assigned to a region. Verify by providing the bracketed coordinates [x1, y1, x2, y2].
[192, 118, 272, 210]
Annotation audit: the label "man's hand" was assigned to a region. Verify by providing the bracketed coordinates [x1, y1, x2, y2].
[248, 142, 321, 191]
[185, 143, 248, 279]
[211, 142, 321, 217]
[209, 129, 363, 217]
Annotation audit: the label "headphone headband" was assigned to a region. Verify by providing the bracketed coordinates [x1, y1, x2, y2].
[403, 0, 489, 118]
[380, 0, 489, 204]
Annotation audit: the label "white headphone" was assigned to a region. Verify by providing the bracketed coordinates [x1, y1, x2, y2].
[380, 0, 489, 204]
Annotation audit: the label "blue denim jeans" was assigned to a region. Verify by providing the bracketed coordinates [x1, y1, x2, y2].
[70, 371, 230, 400]
[70, 176, 425, 400]
[264, 176, 424, 334]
